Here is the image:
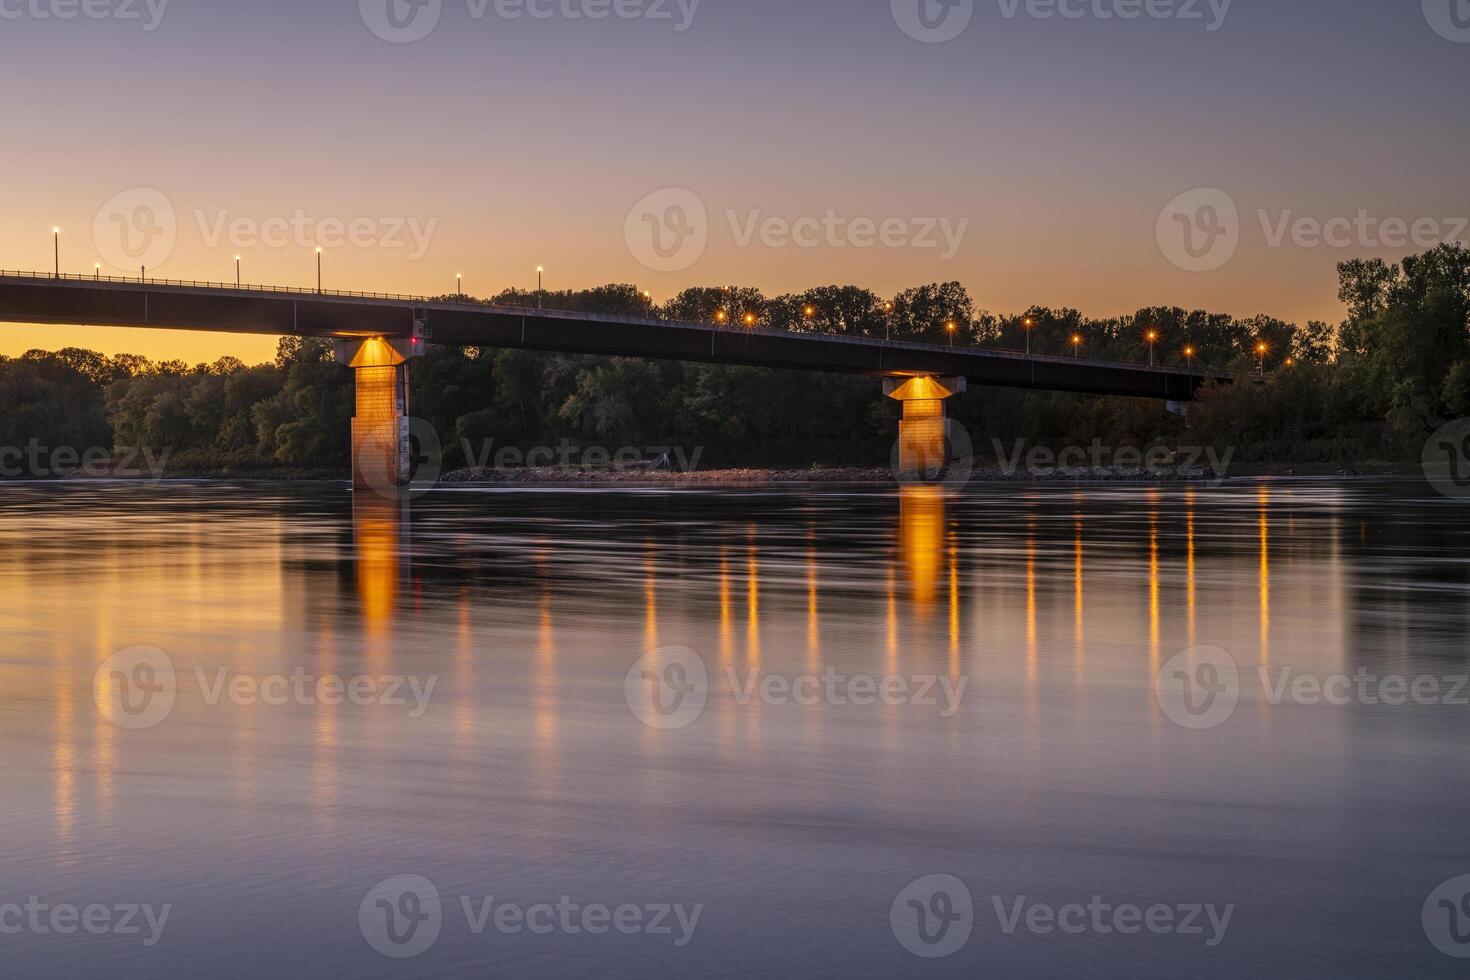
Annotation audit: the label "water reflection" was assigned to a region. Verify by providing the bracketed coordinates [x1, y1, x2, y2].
[352, 493, 409, 633]
[5, 481, 1470, 978]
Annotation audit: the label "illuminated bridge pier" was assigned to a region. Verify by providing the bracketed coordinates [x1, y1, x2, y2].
[334, 332, 423, 493]
[0, 273, 1226, 495]
[886, 375, 967, 478]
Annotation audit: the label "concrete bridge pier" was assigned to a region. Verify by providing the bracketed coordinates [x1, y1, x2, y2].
[334, 335, 423, 494]
[885, 375, 968, 478]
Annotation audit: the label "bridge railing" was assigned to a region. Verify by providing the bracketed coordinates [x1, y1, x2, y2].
[0, 269, 1219, 377]
[0, 269, 430, 303]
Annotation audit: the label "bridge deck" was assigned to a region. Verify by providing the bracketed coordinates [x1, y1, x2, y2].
[0, 272, 1223, 401]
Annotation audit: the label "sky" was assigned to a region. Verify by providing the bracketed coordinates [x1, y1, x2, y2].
[0, 0, 1466, 363]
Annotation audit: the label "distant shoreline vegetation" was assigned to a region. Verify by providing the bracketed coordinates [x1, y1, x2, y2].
[1, 244, 1466, 478]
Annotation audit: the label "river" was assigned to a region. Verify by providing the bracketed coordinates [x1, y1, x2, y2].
[0, 480, 1466, 977]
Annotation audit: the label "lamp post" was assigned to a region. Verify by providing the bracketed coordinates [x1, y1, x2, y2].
[946, 320, 957, 347]
[94, 263, 101, 280]
[1071, 334, 1083, 357]
[884, 302, 894, 342]
[457, 273, 463, 296]
[537, 266, 544, 309]
[53, 228, 60, 278]
[1146, 330, 1159, 367]
[1256, 342, 1269, 379]
[1183, 345, 1196, 366]
[316, 248, 323, 293]
[1023, 316, 1035, 356]
[235, 256, 242, 288]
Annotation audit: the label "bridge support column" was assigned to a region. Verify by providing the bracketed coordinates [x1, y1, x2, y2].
[885, 375, 967, 478]
[335, 336, 422, 494]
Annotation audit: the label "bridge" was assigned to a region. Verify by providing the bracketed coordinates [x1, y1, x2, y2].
[0, 271, 1226, 491]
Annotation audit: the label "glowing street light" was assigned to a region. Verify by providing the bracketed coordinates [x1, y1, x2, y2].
[1256, 341, 1270, 378]
[715, 310, 728, 324]
[52, 227, 60, 278]
[457, 273, 463, 295]
[1023, 316, 1035, 356]
[235, 256, 242, 287]
[803, 305, 815, 319]
[1146, 329, 1160, 367]
[743, 312, 757, 327]
[94, 262, 101, 280]
[316, 247, 323, 293]
[1183, 345, 1196, 363]
[946, 320, 957, 347]
[1071, 334, 1084, 357]
[884, 301, 894, 342]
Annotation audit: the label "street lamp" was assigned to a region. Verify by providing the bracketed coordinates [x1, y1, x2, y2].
[1022, 316, 1036, 356]
[537, 266, 544, 308]
[1183, 345, 1196, 363]
[1071, 334, 1083, 357]
[457, 273, 463, 296]
[884, 301, 894, 342]
[1146, 330, 1160, 367]
[95, 262, 101, 280]
[1256, 341, 1270, 378]
[946, 320, 957, 347]
[715, 310, 728, 325]
[53, 228, 60, 277]
[235, 256, 242, 288]
[743, 312, 757, 327]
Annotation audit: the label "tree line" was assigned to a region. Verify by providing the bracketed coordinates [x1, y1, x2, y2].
[1, 243, 1466, 475]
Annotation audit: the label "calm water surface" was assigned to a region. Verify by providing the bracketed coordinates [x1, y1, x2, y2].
[2, 480, 1468, 978]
